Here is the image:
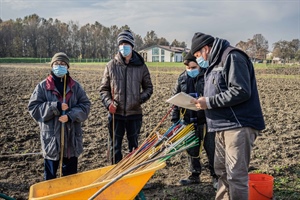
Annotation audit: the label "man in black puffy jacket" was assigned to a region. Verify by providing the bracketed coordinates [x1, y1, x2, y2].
[190, 32, 265, 200]
[171, 52, 218, 189]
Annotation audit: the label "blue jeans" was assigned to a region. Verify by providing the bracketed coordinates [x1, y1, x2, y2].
[44, 157, 78, 180]
[108, 115, 142, 164]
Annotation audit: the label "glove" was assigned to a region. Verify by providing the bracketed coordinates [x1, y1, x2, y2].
[109, 102, 117, 114]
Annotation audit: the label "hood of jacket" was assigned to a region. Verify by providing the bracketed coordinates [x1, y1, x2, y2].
[208, 38, 230, 67]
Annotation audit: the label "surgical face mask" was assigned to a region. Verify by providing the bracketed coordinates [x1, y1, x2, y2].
[119, 45, 132, 57]
[196, 56, 209, 68]
[52, 65, 68, 77]
[186, 68, 199, 78]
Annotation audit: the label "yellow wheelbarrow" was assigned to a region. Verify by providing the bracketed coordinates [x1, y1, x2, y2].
[28, 162, 165, 200]
[28, 123, 195, 200]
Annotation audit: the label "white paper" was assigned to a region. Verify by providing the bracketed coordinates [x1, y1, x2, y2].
[166, 92, 199, 111]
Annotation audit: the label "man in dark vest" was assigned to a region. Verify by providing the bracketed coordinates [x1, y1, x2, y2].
[190, 32, 265, 200]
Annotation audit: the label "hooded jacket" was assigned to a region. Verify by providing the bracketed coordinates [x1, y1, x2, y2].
[204, 38, 265, 132]
[28, 74, 91, 160]
[100, 50, 153, 116]
[171, 68, 206, 125]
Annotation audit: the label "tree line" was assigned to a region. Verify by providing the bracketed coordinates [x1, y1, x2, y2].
[0, 14, 186, 59]
[0, 14, 299, 62]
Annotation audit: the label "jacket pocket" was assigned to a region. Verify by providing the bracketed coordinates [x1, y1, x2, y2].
[209, 69, 227, 95]
[42, 131, 57, 158]
[74, 129, 83, 156]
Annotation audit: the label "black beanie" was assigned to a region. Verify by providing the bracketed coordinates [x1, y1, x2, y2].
[50, 52, 70, 68]
[117, 30, 135, 47]
[190, 32, 215, 55]
[183, 52, 197, 65]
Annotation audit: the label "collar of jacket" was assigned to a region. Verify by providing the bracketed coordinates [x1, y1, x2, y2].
[46, 74, 76, 102]
[46, 74, 75, 90]
[116, 50, 144, 66]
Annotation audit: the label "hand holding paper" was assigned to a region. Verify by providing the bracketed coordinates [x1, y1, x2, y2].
[193, 97, 208, 110]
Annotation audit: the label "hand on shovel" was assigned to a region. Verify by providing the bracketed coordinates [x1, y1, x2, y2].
[109, 102, 117, 114]
[59, 103, 69, 123]
[61, 102, 69, 111]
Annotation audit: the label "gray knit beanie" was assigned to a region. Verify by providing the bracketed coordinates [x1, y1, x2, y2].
[190, 32, 215, 55]
[50, 52, 70, 68]
[117, 30, 135, 47]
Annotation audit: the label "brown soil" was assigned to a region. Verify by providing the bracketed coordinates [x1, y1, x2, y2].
[0, 63, 299, 200]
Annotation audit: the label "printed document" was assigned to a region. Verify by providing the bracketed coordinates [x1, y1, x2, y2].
[166, 92, 199, 111]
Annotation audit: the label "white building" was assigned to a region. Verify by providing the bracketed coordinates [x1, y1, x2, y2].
[139, 45, 189, 62]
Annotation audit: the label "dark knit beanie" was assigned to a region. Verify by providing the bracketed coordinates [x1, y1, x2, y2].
[183, 52, 197, 65]
[190, 32, 215, 55]
[117, 30, 135, 47]
[50, 52, 70, 68]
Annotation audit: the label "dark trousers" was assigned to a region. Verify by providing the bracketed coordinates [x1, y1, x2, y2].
[44, 156, 78, 180]
[108, 115, 142, 164]
[187, 124, 216, 177]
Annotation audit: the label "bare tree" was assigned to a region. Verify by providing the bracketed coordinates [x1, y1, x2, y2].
[273, 39, 300, 63]
[67, 21, 81, 58]
[171, 39, 180, 47]
[12, 18, 24, 57]
[0, 20, 15, 57]
[23, 14, 41, 57]
[144, 30, 158, 48]
[253, 34, 269, 60]
[134, 34, 144, 52]
[157, 37, 169, 46]
[235, 34, 268, 61]
[107, 25, 120, 58]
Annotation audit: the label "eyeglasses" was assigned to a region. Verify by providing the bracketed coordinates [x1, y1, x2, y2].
[53, 61, 67, 66]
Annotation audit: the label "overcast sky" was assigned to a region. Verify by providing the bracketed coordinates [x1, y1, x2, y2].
[1, 0, 299, 50]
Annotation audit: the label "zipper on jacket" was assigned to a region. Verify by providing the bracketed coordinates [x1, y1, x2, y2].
[124, 65, 127, 116]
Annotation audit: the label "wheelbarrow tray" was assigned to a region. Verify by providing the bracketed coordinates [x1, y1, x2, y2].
[29, 162, 166, 200]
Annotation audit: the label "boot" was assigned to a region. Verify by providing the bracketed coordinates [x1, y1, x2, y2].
[179, 174, 200, 185]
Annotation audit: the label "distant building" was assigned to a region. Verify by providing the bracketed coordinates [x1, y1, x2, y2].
[272, 57, 282, 64]
[139, 45, 189, 62]
[266, 52, 273, 60]
[266, 52, 282, 64]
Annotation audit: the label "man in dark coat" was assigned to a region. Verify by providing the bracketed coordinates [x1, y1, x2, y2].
[190, 32, 265, 200]
[100, 30, 153, 164]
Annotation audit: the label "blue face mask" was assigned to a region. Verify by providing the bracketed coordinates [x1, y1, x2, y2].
[186, 68, 199, 78]
[52, 65, 68, 77]
[119, 45, 132, 57]
[196, 56, 209, 68]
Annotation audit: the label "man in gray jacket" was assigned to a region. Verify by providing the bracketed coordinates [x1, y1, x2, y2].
[100, 30, 153, 164]
[190, 32, 265, 200]
[28, 52, 91, 180]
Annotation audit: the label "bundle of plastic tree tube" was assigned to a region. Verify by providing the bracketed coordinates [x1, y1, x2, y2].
[94, 120, 198, 183]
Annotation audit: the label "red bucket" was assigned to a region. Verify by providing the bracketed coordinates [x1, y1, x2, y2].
[249, 173, 274, 200]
